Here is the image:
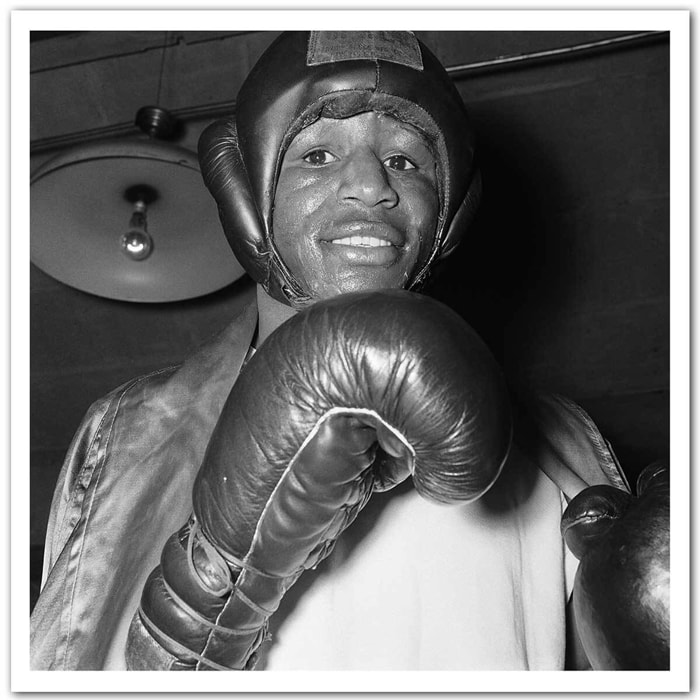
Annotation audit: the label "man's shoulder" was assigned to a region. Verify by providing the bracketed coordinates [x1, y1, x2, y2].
[514, 392, 631, 499]
[58, 296, 258, 489]
[92, 297, 259, 420]
[44, 298, 259, 566]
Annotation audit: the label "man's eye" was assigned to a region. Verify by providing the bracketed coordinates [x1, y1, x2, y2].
[384, 155, 417, 171]
[302, 149, 336, 166]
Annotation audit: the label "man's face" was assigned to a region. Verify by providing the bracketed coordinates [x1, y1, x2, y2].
[272, 112, 440, 300]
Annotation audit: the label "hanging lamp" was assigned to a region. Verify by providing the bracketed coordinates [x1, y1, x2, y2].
[30, 105, 244, 303]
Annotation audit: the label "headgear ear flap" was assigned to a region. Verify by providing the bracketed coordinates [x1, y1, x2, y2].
[408, 167, 481, 291]
[440, 168, 482, 261]
[199, 116, 312, 305]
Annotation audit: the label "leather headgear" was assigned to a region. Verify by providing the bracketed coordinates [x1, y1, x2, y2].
[199, 31, 480, 307]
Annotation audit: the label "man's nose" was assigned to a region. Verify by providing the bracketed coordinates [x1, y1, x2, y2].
[337, 151, 399, 208]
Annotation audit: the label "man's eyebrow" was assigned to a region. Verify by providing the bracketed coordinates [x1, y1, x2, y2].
[286, 132, 325, 152]
[289, 124, 328, 144]
[390, 131, 434, 155]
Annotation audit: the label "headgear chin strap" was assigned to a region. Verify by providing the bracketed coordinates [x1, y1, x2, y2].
[199, 31, 480, 308]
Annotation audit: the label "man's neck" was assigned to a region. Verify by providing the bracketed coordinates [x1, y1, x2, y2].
[255, 285, 298, 347]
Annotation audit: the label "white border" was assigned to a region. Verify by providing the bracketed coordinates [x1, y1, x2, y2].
[8, 4, 691, 695]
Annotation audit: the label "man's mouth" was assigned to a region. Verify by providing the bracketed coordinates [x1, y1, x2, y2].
[321, 221, 404, 266]
[324, 220, 404, 248]
[330, 235, 393, 248]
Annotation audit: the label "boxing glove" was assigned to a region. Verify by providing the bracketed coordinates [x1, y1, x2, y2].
[125, 289, 512, 670]
[562, 462, 670, 670]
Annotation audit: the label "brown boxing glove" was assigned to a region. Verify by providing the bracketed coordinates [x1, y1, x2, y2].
[561, 462, 670, 670]
[125, 289, 512, 671]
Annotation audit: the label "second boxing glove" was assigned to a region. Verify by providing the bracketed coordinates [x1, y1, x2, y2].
[125, 289, 512, 670]
[562, 462, 670, 670]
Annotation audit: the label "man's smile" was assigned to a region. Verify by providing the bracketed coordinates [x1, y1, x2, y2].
[330, 236, 393, 248]
[318, 220, 405, 265]
[323, 219, 405, 247]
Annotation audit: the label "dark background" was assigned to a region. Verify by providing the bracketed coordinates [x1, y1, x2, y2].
[29, 30, 670, 607]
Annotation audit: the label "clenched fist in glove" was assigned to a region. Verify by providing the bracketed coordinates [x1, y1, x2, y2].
[125, 289, 512, 670]
[562, 462, 670, 670]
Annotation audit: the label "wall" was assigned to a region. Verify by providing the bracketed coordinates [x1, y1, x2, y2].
[423, 30, 669, 477]
[29, 30, 670, 602]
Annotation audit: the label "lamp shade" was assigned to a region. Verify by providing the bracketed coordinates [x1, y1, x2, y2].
[30, 138, 245, 302]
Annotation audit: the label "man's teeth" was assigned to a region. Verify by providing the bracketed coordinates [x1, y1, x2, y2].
[330, 236, 392, 247]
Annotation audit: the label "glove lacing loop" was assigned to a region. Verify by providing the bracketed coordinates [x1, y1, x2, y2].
[187, 517, 234, 597]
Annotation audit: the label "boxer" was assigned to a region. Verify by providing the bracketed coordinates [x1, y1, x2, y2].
[31, 31, 667, 671]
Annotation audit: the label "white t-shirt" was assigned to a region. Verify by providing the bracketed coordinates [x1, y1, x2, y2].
[261, 447, 574, 670]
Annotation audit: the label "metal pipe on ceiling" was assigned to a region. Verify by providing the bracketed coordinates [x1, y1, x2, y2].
[30, 30, 669, 155]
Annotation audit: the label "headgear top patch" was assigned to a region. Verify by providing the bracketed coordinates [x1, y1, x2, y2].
[307, 31, 424, 70]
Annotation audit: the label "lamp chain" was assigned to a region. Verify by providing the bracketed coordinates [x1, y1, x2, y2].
[155, 30, 169, 106]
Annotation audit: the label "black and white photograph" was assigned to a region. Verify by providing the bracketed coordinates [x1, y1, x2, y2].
[9, 4, 690, 694]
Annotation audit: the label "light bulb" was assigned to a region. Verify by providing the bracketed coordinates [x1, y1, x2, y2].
[121, 230, 153, 260]
[121, 199, 153, 261]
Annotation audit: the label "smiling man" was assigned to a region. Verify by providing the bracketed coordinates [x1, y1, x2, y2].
[272, 112, 440, 299]
[31, 31, 641, 671]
